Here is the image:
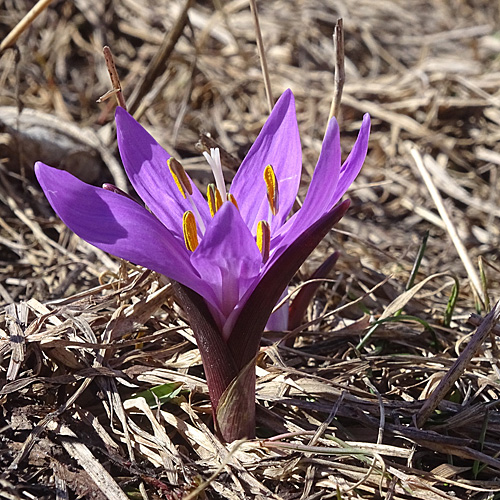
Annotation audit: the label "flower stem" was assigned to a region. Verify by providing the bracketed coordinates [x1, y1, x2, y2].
[171, 282, 256, 441]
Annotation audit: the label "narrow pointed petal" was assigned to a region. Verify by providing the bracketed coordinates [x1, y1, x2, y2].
[190, 202, 262, 334]
[329, 113, 371, 207]
[230, 89, 302, 234]
[35, 163, 217, 302]
[274, 113, 370, 246]
[227, 200, 350, 369]
[115, 107, 210, 233]
[298, 116, 341, 222]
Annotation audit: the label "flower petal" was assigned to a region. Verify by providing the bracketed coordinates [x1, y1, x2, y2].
[190, 202, 262, 336]
[115, 107, 210, 235]
[230, 89, 302, 234]
[35, 163, 217, 302]
[297, 116, 342, 223]
[273, 113, 370, 247]
[227, 200, 350, 369]
[265, 288, 289, 331]
[329, 113, 371, 208]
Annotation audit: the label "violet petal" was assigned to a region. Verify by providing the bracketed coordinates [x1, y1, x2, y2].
[329, 113, 371, 207]
[297, 116, 341, 223]
[115, 107, 210, 235]
[230, 89, 302, 234]
[273, 114, 370, 249]
[227, 200, 350, 369]
[35, 163, 219, 305]
[190, 202, 262, 335]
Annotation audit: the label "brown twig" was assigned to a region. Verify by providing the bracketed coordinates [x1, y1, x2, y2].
[126, 0, 195, 117]
[0, 0, 54, 52]
[249, 0, 273, 113]
[410, 147, 485, 307]
[468, 313, 500, 336]
[328, 18, 345, 125]
[98, 46, 127, 110]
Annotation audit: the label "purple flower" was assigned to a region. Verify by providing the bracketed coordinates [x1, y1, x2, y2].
[35, 90, 370, 440]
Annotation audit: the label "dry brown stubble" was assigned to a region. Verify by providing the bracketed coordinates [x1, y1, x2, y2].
[1, 0, 500, 498]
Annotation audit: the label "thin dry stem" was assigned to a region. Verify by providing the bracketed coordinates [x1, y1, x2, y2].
[99, 46, 127, 110]
[328, 18, 345, 125]
[249, 0, 273, 113]
[127, 0, 195, 117]
[0, 0, 54, 52]
[410, 147, 485, 306]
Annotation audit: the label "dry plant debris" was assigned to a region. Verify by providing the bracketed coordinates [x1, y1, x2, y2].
[1, 0, 500, 498]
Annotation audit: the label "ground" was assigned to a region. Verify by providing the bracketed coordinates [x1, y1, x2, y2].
[1, 0, 500, 498]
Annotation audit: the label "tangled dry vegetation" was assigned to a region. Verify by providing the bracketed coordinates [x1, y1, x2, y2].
[1, 0, 500, 498]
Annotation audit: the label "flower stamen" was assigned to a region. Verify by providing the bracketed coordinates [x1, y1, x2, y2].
[256, 220, 270, 263]
[227, 193, 239, 211]
[207, 184, 224, 217]
[215, 188, 223, 212]
[168, 157, 193, 198]
[263, 164, 279, 217]
[183, 211, 199, 251]
[169, 157, 206, 234]
[207, 184, 216, 217]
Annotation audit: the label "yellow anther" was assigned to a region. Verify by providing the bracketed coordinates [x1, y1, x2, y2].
[215, 187, 223, 212]
[182, 211, 199, 251]
[207, 184, 216, 217]
[263, 164, 279, 216]
[168, 157, 193, 199]
[256, 220, 271, 263]
[227, 193, 239, 211]
[207, 184, 224, 217]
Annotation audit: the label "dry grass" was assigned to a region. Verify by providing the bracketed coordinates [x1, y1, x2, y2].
[1, 0, 500, 498]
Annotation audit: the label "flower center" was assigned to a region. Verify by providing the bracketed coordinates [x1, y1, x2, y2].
[168, 157, 206, 234]
[203, 148, 227, 201]
[169, 149, 279, 262]
[207, 183, 223, 217]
